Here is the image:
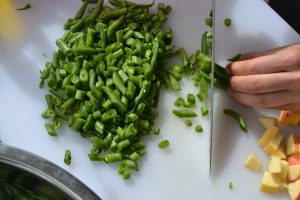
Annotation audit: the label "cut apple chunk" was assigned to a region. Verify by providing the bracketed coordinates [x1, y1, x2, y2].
[286, 134, 300, 156]
[259, 117, 278, 129]
[268, 156, 282, 174]
[271, 145, 286, 159]
[288, 154, 300, 166]
[288, 179, 300, 200]
[279, 111, 300, 125]
[244, 153, 262, 171]
[288, 164, 300, 182]
[264, 132, 283, 156]
[260, 172, 286, 193]
[277, 160, 289, 181]
[259, 126, 279, 147]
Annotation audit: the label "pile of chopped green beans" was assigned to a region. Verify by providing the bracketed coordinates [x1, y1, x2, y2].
[40, 0, 178, 179]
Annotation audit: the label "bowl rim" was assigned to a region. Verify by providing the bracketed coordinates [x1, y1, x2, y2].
[0, 143, 102, 200]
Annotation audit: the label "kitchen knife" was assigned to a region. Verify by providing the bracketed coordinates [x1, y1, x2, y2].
[209, 0, 216, 178]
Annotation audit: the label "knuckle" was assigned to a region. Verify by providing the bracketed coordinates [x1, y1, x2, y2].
[245, 77, 260, 93]
[230, 76, 261, 93]
[290, 73, 300, 89]
[255, 96, 271, 108]
[282, 48, 300, 67]
[229, 77, 238, 90]
[245, 60, 259, 75]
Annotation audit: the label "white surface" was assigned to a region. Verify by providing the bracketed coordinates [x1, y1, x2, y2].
[213, 0, 299, 200]
[0, 0, 299, 200]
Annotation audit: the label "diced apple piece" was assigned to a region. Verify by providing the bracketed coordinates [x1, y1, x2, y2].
[288, 154, 300, 166]
[288, 179, 300, 200]
[277, 160, 289, 181]
[259, 126, 279, 147]
[260, 172, 286, 193]
[271, 145, 287, 159]
[278, 182, 288, 190]
[288, 164, 300, 181]
[279, 111, 300, 125]
[244, 153, 262, 171]
[259, 117, 278, 129]
[286, 134, 300, 156]
[268, 156, 282, 174]
[264, 132, 283, 156]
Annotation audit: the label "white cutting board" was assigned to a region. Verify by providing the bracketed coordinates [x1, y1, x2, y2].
[0, 0, 299, 200]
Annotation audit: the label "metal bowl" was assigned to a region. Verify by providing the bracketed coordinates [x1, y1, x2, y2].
[0, 144, 102, 200]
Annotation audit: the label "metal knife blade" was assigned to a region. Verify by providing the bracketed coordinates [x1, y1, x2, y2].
[209, 0, 216, 178]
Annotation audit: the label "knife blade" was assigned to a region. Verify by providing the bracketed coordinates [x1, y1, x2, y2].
[209, 0, 216, 178]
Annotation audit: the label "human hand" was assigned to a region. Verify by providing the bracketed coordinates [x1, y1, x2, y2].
[226, 43, 300, 111]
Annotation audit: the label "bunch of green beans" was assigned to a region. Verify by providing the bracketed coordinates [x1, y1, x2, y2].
[40, 0, 176, 179]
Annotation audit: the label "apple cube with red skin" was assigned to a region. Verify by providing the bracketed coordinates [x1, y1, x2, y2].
[288, 179, 300, 200]
[279, 111, 300, 125]
[286, 134, 300, 156]
[288, 164, 300, 182]
[288, 154, 300, 166]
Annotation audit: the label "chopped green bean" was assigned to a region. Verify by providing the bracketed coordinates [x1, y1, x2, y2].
[16, 3, 31, 10]
[184, 120, 192, 127]
[158, 140, 169, 149]
[205, 18, 213, 27]
[223, 109, 248, 133]
[224, 18, 232, 27]
[75, 2, 88, 19]
[174, 97, 185, 107]
[201, 105, 209, 116]
[64, 150, 72, 165]
[187, 93, 196, 104]
[117, 139, 130, 151]
[228, 182, 234, 190]
[172, 110, 198, 118]
[45, 123, 58, 137]
[85, 0, 104, 26]
[41, 108, 55, 119]
[104, 153, 122, 163]
[71, 117, 86, 132]
[153, 127, 160, 135]
[195, 125, 203, 133]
